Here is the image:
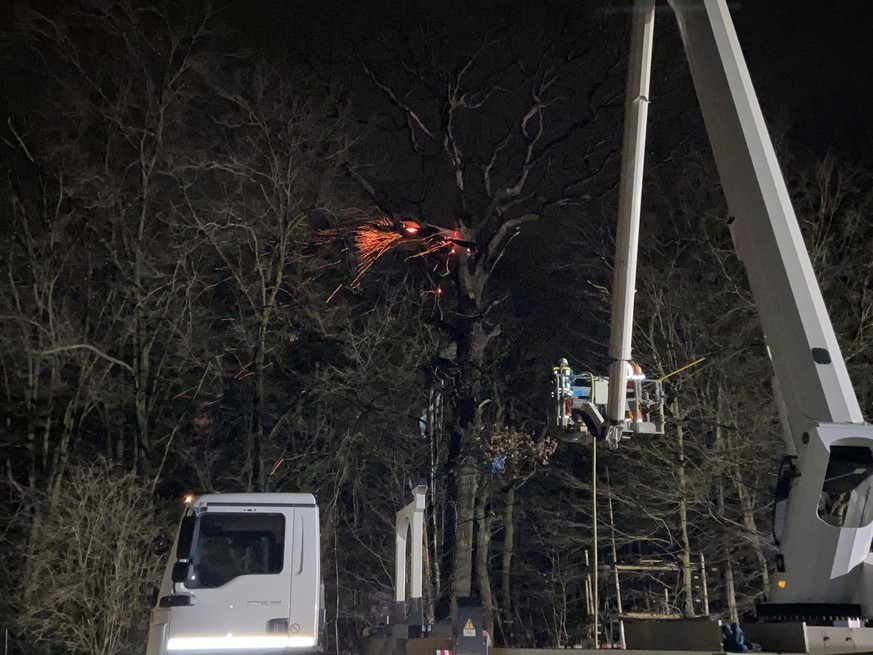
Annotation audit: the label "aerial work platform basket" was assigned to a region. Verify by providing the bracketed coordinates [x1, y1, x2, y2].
[551, 360, 665, 444]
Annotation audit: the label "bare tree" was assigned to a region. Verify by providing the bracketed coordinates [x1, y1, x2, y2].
[343, 1, 626, 611]
[2, 1, 216, 478]
[14, 459, 163, 655]
[176, 61, 355, 491]
[794, 156, 873, 411]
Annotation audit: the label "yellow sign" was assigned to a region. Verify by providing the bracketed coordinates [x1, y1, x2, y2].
[463, 618, 476, 637]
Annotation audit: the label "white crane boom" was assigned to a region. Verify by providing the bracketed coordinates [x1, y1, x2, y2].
[604, 0, 656, 448]
[666, 0, 873, 617]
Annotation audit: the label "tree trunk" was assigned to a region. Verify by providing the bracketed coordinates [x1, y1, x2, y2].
[475, 481, 495, 636]
[449, 251, 489, 609]
[24, 353, 38, 491]
[674, 400, 695, 617]
[133, 149, 151, 475]
[423, 518, 435, 626]
[251, 340, 266, 492]
[715, 387, 738, 623]
[429, 393, 444, 617]
[134, 339, 149, 474]
[729, 429, 771, 591]
[452, 458, 479, 609]
[500, 484, 517, 642]
[725, 557, 738, 623]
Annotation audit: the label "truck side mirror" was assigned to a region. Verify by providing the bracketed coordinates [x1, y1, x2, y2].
[171, 561, 195, 585]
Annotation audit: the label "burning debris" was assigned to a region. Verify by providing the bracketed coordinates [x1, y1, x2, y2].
[352, 218, 406, 282]
[318, 215, 473, 298]
[347, 218, 463, 286]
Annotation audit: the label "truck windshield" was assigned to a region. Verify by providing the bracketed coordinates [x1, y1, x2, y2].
[818, 446, 873, 528]
[188, 513, 285, 588]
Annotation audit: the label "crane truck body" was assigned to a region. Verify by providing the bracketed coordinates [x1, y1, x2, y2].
[665, 0, 873, 621]
[559, 1, 873, 649]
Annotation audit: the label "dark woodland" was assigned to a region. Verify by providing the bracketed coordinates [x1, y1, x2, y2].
[1, 1, 872, 653]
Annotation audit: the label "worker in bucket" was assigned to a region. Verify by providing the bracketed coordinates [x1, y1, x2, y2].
[553, 358, 575, 417]
[625, 360, 645, 424]
[626, 360, 644, 381]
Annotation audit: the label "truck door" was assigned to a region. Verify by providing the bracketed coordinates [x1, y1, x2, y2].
[163, 505, 317, 652]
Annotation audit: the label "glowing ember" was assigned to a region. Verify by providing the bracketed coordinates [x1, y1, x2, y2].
[407, 239, 449, 260]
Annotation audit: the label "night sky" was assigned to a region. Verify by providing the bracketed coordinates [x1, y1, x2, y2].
[732, 0, 873, 162]
[210, 0, 873, 163]
[2, 0, 870, 365]
[3, 0, 868, 360]
[4, 0, 868, 160]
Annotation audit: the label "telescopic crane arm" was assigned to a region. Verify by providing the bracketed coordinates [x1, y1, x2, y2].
[551, 0, 873, 638]
[603, 0, 657, 449]
[555, 8, 661, 447]
[662, 0, 873, 619]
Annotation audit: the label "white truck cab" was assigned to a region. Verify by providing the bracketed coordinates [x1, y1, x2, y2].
[146, 493, 321, 655]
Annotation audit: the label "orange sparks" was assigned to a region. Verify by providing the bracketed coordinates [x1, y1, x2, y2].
[405, 239, 450, 261]
[352, 223, 403, 285]
[340, 217, 460, 287]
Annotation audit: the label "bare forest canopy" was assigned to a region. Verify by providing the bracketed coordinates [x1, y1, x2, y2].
[1, 1, 872, 654]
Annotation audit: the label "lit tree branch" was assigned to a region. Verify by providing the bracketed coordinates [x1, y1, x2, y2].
[37, 344, 134, 374]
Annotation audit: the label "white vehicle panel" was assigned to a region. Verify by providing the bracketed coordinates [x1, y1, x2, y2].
[148, 494, 320, 655]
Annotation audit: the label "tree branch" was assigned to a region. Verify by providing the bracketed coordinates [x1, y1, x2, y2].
[38, 344, 134, 374]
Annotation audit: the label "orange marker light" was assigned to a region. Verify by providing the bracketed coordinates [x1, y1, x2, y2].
[777, 579, 787, 589]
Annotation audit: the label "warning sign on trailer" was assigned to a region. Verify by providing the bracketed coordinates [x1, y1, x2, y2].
[463, 618, 476, 637]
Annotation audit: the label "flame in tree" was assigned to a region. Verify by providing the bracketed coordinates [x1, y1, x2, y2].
[350, 218, 459, 286]
[352, 218, 404, 283]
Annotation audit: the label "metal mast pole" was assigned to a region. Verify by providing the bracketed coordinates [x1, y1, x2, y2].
[592, 438, 599, 646]
[607, 473, 626, 648]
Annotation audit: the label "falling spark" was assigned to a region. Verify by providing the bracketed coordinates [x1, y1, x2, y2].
[406, 239, 451, 261]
